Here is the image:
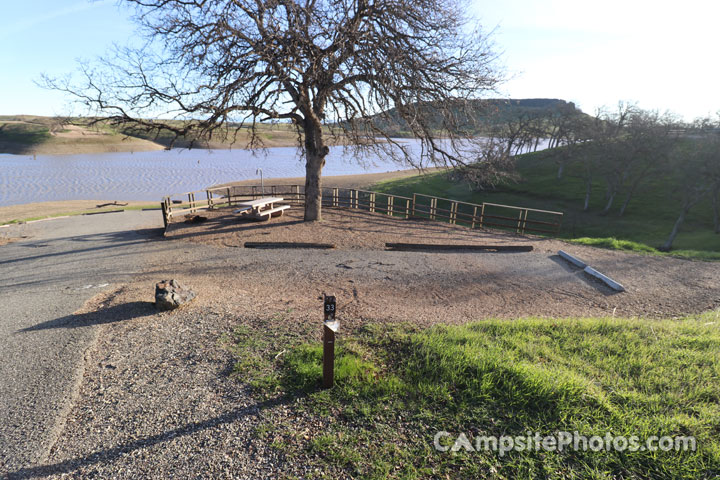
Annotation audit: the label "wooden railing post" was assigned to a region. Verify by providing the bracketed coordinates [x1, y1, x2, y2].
[471, 205, 478, 228]
[412, 193, 417, 217]
[387, 195, 393, 216]
[405, 199, 410, 219]
[370, 193, 376, 213]
[450, 201, 457, 224]
[161, 198, 169, 228]
[479, 204, 485, 228]
[226, 187, 232, 206]
[516, 210, 524, 233]
[206, 190, 214, 210]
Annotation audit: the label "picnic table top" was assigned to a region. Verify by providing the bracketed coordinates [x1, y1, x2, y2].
[236, 197, 284, 208]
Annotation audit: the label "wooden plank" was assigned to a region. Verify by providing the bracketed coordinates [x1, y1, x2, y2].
[385, 243, 533, 252]
[244, 242, 335, 249]
[482, 202, 563, 216]
[236, 197, 284, 207]
[250, 205, 290, 218]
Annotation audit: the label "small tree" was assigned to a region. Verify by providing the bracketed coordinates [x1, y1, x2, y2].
[660, 135, 716, 251]
[44, 0, 501, 221]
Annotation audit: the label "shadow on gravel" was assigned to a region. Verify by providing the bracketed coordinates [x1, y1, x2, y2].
[0, 228, 165, 267]
[16, 301, 157, 333]
[5, 395, 296, 479]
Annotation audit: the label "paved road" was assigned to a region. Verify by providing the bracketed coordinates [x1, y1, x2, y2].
[0, 211, 166, 472]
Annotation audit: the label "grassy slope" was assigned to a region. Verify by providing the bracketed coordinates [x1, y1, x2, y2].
[0, 115, 332, 153]
[371, 150, 719, 259]
[232, 314, 720, 479]
[0, 116, 159, 154]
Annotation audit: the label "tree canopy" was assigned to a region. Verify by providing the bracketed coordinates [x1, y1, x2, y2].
[46, 0, 501, 220]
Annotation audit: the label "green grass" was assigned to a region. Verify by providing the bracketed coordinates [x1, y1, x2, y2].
[0, 122, 51, 145]
[234, 314, 720, 479]
[569, 238, 720, 261]
[371, 150, 719, 258]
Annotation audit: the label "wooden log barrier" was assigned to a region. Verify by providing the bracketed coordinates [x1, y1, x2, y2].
[385, 243, 533, 252]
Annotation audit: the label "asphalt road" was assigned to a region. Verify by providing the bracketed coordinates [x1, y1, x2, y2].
[0, 211, 167, 472]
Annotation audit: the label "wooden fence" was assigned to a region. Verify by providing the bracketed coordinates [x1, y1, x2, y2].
[161, 184, 563, 235]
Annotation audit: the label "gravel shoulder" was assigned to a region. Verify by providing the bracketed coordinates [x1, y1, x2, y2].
[0, 211, 166, 475]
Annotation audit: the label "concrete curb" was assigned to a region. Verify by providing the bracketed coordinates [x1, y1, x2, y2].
[557, 250, 625, 292]
[583, 266, 625, 292]
[558, 250, 587, 268]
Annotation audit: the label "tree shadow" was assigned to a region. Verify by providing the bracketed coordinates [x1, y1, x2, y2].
[5, 393, 298, 479]
[16, 301, 157, 333]
[0, 227, 166, 268]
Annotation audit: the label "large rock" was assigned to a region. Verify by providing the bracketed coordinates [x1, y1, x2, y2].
[155, 279, 196, 310]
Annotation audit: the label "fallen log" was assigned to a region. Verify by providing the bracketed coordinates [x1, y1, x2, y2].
[244, 242, 336, 249]
[385, 243, 533, 252]
[83, 209, 125, 216]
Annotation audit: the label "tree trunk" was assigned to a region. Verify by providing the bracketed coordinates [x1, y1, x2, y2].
[661, 204, 691, 251]
[600, 188, 617, 215]
[583, 178, 592, 211]
[619, 181, 641, 217]
[303, 117, 329, 222]
[713, 184, 719, 233]
[304, 153, 324, 221]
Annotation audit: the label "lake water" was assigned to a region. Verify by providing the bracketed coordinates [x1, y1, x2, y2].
[0, 144, 418, 206]
[0, 138, 549, 206]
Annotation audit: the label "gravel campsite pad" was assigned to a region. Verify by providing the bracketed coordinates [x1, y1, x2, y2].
[166, 206, 720, 318]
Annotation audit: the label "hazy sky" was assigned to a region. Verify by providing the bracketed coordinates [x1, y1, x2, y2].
[1, 0, 718, 120]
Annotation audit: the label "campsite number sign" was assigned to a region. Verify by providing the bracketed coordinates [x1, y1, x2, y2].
[324, 295, 336, 321]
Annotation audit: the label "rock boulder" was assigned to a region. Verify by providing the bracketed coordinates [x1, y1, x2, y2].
[155, 279, 196, 310]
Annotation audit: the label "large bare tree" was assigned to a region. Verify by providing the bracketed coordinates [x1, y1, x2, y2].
[45, 0, 500, 221]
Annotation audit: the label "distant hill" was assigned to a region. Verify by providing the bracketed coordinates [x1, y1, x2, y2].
[366, 98, 586, 137]
[0, 116, 311, 155]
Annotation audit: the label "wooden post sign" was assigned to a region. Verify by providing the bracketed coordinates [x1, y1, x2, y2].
[323, 295, 339, 389]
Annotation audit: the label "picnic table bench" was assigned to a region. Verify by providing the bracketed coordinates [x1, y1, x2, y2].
[234, 197, 289, 220]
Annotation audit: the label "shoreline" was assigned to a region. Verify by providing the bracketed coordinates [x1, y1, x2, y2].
[0, 168, 440, 224]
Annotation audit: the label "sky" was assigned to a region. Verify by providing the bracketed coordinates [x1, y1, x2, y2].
[1, 0, 718, 121]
